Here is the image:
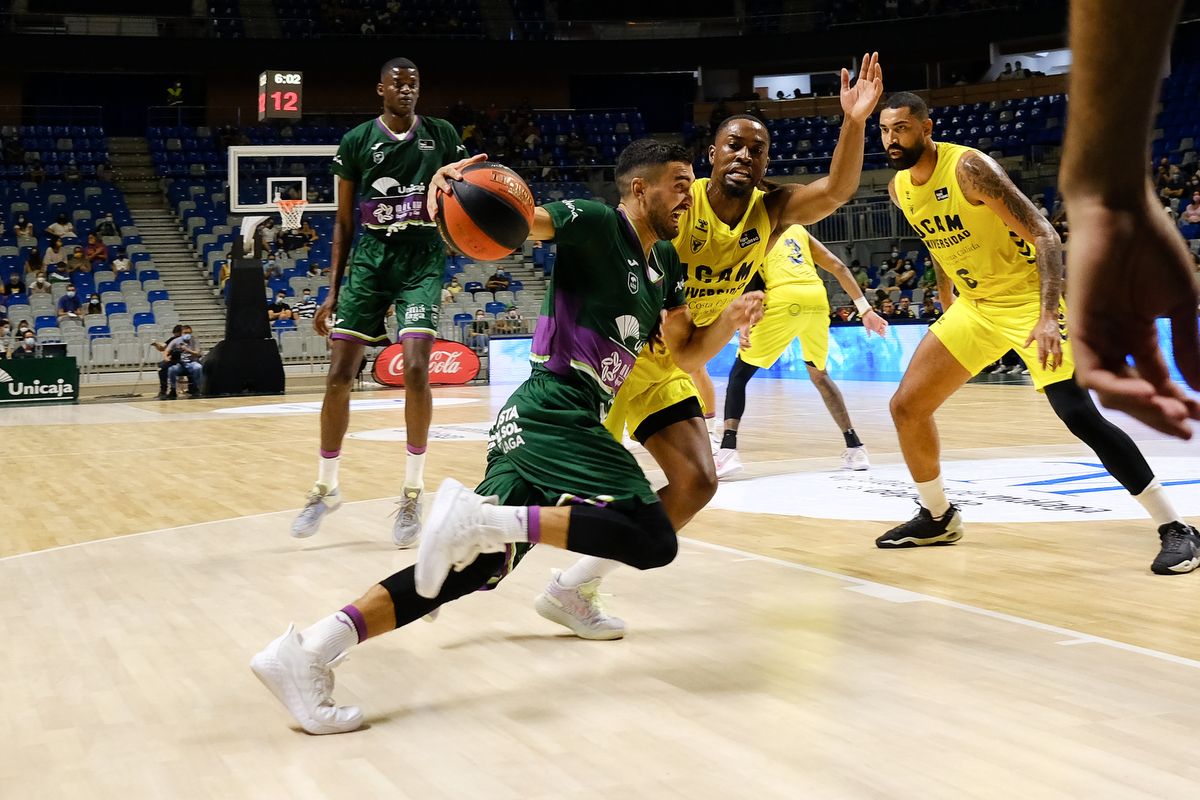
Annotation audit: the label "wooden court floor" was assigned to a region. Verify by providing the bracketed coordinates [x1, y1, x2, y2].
[3, 377, 1199, 798]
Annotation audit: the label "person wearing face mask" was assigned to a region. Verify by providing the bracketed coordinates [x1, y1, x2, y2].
[268, 291, 291, 321]
[295, 290, 318, 319]
[151, 324, 184, 400]
[28, 272, 52, 295]
[56, 284, 83, 321]
[84, 293, 103, 317]
[12, 214, 33, 239]
[12, 332, 37, 359]
[162, 325, 203, 398]
[1180, 192, 1200, 227]
[93, 212, 118, 238]
[0, 321, 12, 360]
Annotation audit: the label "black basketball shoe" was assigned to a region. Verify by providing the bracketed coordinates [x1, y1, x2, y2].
[876, 503, 964, 548]
[1151, 521, 1200, 575]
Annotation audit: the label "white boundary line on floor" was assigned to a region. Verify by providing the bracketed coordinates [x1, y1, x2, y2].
[7, 498, 1198, 671]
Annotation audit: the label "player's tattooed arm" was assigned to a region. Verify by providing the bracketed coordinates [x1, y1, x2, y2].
[956, 151, 1063, 313]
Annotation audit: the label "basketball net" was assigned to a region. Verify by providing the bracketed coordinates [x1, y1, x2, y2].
[276, 198, 307, 231]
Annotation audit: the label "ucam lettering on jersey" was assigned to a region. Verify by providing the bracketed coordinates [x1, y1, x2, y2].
[710, 457, 1200, 523]
[372, 339, 480, 387]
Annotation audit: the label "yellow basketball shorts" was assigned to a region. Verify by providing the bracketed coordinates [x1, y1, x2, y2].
[928, 293, 1075, 391]
[603, 346, 703, 442]
[739, 285, 830, 371]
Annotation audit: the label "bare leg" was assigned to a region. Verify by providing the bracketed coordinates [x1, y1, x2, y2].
[401, 335, 434, 450]
[889, 334, 971, 483]
[642, 416, 718, 529]
[805, 363, 854, 432]
[689, 367, 717, 416]
[320, 338, 366, 452]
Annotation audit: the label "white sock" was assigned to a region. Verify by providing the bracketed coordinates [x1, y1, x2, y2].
[317, 455, 340, 489]
[705, 415, 718, 436]
[915, 474, 951, 517]
[300, 611, 359, 664]
[479, 504, 532, 542]
[404, 450, 426, 491]
[1134, 479, 1182, 526]
[559, 557, 621, 587]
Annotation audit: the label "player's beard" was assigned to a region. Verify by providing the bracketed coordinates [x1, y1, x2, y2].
[886, 141, 925, 170]
[650, 204, 681, 240]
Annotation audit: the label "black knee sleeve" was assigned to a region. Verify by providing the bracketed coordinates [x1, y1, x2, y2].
[378, 552, 509, 628]
[1045, 378, 1154, 494]
[724, 357, 759, 422]
[566, 502, 677, 570]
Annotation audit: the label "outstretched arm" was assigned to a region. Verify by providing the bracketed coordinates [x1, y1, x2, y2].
[809, 234, 887, 337]
[661, 293, 765, 373]
[767, 53, 883, 227]
[1059, 0, 1200, 439]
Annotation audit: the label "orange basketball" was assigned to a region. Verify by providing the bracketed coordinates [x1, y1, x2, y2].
[436, 163, 535, 261]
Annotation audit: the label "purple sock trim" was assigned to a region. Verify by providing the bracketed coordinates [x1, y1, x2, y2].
[527, 506, 541, 544]
[320, 448, 341, 459]
[407, 443, 427, 455]
[704, 412, 716, 419]
[340, 604, 367, 642]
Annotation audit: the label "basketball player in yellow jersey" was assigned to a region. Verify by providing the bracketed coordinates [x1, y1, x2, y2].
[712, 225, 888, 479]
[531, 54, 885, 639]
[875, 92, 1200, 575]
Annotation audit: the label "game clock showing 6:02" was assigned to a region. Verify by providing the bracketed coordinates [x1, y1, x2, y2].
[257, 70, 303, 121]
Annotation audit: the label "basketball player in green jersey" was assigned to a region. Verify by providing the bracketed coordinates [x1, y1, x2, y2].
[252, 140, 764, 734]
[875, 92, 1199, 574]
[292, 57, 470, 547]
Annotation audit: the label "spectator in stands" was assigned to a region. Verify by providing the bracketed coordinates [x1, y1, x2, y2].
[257, 219, 279, 254]
[495, 307, 524, 334]
[274, 306, 295, 324]
[28, 272, 51, 296]
[997, 63, 1014, 80]
[66, 246, 91, 276]
[1014, 61, 1029, 78]
[83, 293, 103, 318]
[93, 212, 118, 238]
[295, 289, 318, 319]
[1034, 196, 1050, 218]
[446, 275, 463, 299]
[485, 267, 511, 292]
[163, 326, 203, 399]
[895, 259, 919, 290]
[56, 285, 83, 322]
[0, 320, 10, 360]
[895, 296, 917, 319]
[1155, 156, 1171, 186]
[12, 214, 33, 239]
[23, 249, 42, 276]
[1162, 165, 1186, 201]
[151, 324, 184, 399]
[441, 285, 453, 305]
[1181, 193, 1200, 226]
[12, 331, 37, 359]
[85, 234, 107, 268]
[279, 225, 308, 256]
[297, 220, 320, 247]
[111, 249, 133, 275]
[467, 309, 490, 352]
[43, 239, 68, 272]
[262, 251, 282, 279]
[880, 298, 901, 320]
[920, 297, 942, 320]
[45, 214, 75, 240]
[13, 319, 31, 343]
[4, 272, 25, 297]
[29, 161, 45, 184]
[268, 291, 291, 321]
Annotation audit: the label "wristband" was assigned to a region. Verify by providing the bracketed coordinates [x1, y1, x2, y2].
[854, 296, 871, 315]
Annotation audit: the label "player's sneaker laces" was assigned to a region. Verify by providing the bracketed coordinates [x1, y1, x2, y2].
[414, 477, 508, 598]
[291, 483, 341, 538]
[391, 488, 422, 548]
[842, 446, 870, 471]
[1151, 521, 1200, 575]
[534, 568, 626, 640]
[876, 503, 963, 548]
[714, 447, 744, 480]
[250, 624, 364, 735]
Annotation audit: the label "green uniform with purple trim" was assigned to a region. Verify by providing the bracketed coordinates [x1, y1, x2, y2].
[476, 199, 686, 585]
[330, 115, 466, 343]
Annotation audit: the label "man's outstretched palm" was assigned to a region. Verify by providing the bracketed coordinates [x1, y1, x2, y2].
[841, 52, 884, 124]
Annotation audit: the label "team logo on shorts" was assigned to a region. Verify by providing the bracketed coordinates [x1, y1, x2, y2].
[373, 151, 385, 164]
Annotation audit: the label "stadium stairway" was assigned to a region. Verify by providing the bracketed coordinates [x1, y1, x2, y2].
[132, 206, 226, 343]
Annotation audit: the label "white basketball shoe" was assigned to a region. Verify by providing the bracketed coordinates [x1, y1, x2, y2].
[250, 625, 364, 735]
[714, 447, 744, 480]
[842, 446, 870, 471]
[391, 488, 423, 548]
[414, 478, 508, 599]
[534, 569, 626, 640]
[291, 483, 342, 538]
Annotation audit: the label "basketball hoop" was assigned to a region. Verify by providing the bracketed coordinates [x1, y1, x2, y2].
[275, 198, 307, 231]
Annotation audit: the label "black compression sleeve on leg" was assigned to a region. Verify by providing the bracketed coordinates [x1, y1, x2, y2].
[379, 552, 509, 628]
[1044, 378, 1155, 494]
[724, 357, 759, 422]
[566, 502, 677, 570]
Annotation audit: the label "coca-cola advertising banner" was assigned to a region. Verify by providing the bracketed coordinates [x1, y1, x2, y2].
[372, 340, 481, 387]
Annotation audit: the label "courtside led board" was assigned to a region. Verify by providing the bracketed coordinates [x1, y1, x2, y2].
[258, 70, 303, 121]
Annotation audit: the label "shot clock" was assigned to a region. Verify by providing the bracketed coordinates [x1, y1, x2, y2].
[257, 70, 303, 121]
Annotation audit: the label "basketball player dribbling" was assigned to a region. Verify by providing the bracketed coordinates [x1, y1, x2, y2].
[712, 225, 888, 478]
[875, 91, 1200, 574]
[251, 140, 764, 734]
[529, 53, 885, 640]
[291, 57, 472, 547]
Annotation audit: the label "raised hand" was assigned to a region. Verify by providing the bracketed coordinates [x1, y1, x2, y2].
[840, 52, 884, 125]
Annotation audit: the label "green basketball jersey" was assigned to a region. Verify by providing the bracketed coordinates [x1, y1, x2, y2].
[531, 199, 686, 403]
[332, 115, 466, 241]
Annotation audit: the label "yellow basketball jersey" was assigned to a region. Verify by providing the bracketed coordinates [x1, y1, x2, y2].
[892, 142, 1038, 300]
[671, 178, 772, 325]
[762, 224, 822, 291]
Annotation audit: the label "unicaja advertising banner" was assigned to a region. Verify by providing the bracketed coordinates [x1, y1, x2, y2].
[0, 357, 80, 405]
[372, 340, 480, 387]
